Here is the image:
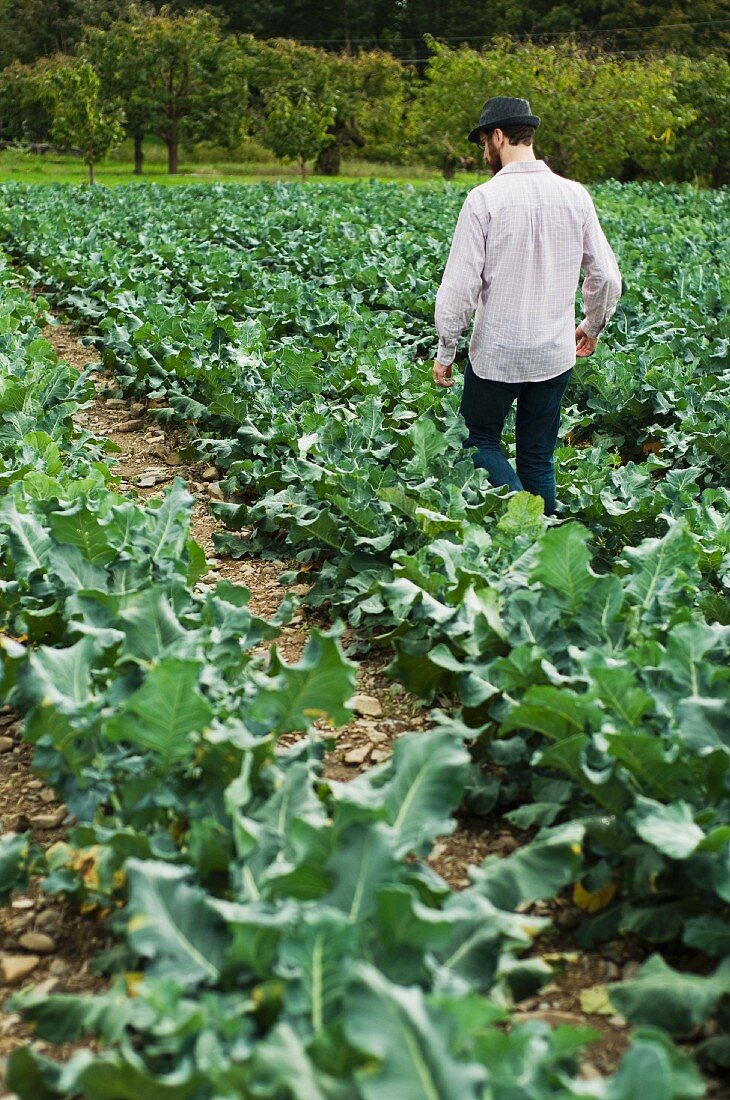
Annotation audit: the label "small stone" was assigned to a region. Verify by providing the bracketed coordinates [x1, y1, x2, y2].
[344, 745, 372, 766]
[18, 932, 55, 955]
[31, 807, 67, 829]
[10, 898, 35, 911]
[202, 465, 218, 481]
[117, 418, 145, 432]
[35, 910, 62, 933]
[622, 961, 640, 981]
[26, 780, 44, 790]
[351, 693, 383, 718]
[8, 913, 34, 934]
[130, 402, 145, 415]
[609, 1015, 628, 1029]
[371, 748, 391, 763]
[49, 959, 68, 977]
[0, 736, 13, 753]
[201, 572, 219, 584]
[137, 474, 158, 487]
[104, 398, 125, 409]
[208, 482, 224, 500]
[1, 954, 40, 985]
[39, 789, 57, 804]
[580, 1063, 601, 1081]
[145, 432, 165, 443]
[364, 728, 388, 745]
[289, 583, 311, 596]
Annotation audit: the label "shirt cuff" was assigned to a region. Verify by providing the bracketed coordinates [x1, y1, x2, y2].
[579, 317, 602, 340]
[436, 341, 457, 366]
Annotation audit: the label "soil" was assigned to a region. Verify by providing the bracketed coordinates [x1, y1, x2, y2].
[1, 318, 725, 1096]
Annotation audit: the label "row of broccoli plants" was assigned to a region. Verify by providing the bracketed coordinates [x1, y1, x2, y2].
[0, 185, 728, 1075]
[0, 182, 726, 563]
[2, 260, 709, 1095]
[0, 183, 726, 904]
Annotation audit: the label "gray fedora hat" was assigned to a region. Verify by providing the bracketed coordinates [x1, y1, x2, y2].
[467, 96, 540, 143]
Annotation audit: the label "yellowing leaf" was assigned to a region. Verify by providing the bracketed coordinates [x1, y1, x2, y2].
[580, 984, 614, 1016]
[124, 972, 144, 998]
[573, 879, 617, 913]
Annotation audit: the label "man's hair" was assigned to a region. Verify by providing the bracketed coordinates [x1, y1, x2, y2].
[485, 124, 536, 146]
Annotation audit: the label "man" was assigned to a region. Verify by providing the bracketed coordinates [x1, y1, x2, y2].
[434, 96, 622, 515]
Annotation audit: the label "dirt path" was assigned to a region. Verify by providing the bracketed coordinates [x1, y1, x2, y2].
[6, 318, 721, 1093]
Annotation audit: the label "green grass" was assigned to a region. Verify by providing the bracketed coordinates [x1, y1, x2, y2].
[0, 146, 484, 187]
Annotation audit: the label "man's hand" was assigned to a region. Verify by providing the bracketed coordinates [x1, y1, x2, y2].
[433, 360, 454, 387]
[575, 325, 597, 358]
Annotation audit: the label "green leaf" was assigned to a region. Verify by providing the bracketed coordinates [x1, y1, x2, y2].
[277, 910, 354, 1032]
[606, 1027, 705, 1100]
[117, 590, 187, 663]
[470, 822, 584, 911]
[529, 522, 596, 612]
[5, 1045, 62, 1100]
[683, 916, 730, 957]
[249, 1023, 352, 1100]
[344, 964, 485, 1100]
[48, 508, 116, 566]
[620, 522, 699, 623]
[23, 636, 100, 712]
[632, 796, 705, 859]
[609, 955, 730, 1035]
[501, 684, 590, 740]
[108, 658, 212, 763]
[0, 832, 33, 903]
[377, 728, 470, 856]
[324, 823, 398, 922]
[248, 630, 356, 733]
[0, 497, 52, 578]
[125, 860, 228, 985]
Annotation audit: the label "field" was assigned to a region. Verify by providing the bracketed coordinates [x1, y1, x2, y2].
[0, 146, 455, 187]
[0, 179, 728, 1098]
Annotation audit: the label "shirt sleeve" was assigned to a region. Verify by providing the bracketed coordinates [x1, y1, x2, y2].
[580, 193, 622, 340]
[434, 194, 487, 365]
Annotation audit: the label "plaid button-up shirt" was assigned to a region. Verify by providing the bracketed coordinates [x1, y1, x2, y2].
[435, 161, 622, 382]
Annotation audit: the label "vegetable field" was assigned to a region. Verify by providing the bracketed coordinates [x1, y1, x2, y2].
[0, 180, 728, 1098]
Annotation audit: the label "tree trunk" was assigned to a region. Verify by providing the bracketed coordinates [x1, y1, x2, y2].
[168, 139, 179, 175]
[314, 141, 341, 176]
[88, 160, 95, 185]
[711, 161, 727, 188]
[133, 132, 144, 175]
[300, 157, 307, 181]
[441, 152, 457, 180]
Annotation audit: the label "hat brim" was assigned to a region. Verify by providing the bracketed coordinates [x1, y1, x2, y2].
[467, 115, 540, 143]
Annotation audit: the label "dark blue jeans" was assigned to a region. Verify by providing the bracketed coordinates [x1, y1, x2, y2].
[459, 359, 572, 516]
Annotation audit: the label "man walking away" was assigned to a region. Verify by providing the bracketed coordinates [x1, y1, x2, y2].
[433, 96, 622, 516]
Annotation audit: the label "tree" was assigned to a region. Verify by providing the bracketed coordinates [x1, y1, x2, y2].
[83, 4, 248, 175]
[0, 55, 65, 143]
[242, 39, 408, 175]
[243, 38, 339, 176]
[668, 53, 730, 187]
[50, 58, 125, 182]
[315, 50, 410, 173]
[407, 38, 689, 182]
[0, 0, 134, 68]
[264, 89, 337, 178]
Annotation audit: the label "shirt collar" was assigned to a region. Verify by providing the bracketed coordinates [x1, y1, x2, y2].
[498, 161, 550, 173]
